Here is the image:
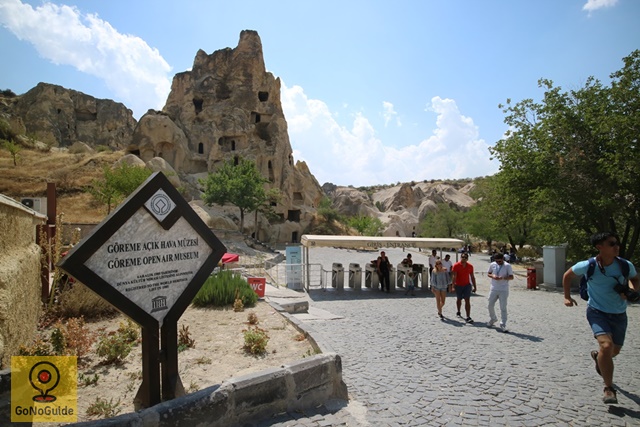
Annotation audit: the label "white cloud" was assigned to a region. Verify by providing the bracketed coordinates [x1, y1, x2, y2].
[282, 83, 498, 186]
[0, 0, 172, 118]
[583, 0, 618, 13]
[382, 101, 401, 127]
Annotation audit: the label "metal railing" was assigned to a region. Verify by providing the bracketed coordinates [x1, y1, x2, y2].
[264, 261, 328, 291]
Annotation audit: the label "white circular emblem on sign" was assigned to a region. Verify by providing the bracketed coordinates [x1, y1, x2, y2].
[145, 189, 175, 222]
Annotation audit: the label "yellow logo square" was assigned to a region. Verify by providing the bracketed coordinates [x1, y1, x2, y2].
[11, 356, 77, 423]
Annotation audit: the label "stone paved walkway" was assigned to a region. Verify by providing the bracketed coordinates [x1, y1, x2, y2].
[255, 248, 640, 426]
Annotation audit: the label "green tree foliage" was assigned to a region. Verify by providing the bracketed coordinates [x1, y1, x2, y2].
[346, 215, 384, 236]
[88, 163, 152, 213]
[317, 196, 340, 223]
[419, 203, 463, 238]
[491, 50, 640, 261]
[0, 118, 16, 142]
[200, 157, 269, 233]
[2, 139, 21, 166]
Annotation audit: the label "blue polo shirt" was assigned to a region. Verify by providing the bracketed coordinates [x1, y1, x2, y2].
[572, 259, 637, 314]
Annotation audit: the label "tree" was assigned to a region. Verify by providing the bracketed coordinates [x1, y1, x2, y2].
[2, 139, 21, 166]
[419, 203, 463, 238]
[317, 197, 340, 223]
[200, 158, 269, 234]
[491, 50, 640, 262]
[464, 176, 504, 250]
[346, 215, 384, 236]
[254, 187, 282, 239]
[89, 163, 152, 213]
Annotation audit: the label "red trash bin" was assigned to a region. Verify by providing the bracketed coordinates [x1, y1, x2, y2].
[526, 267, 537, 289]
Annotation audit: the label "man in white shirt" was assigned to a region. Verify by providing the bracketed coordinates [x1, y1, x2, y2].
[487, 252, 514, 332]
[428, 249, 438, 274]
[442, 254, 453, 287]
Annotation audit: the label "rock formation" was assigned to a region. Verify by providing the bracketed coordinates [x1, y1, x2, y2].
[127, 30, 325, 243]
[1, 31, 481, 244]
[327, 181, 476, 237]
[3, 83, 136, 149]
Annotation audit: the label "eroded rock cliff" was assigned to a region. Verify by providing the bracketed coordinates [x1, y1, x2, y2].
[127, 30, 324, 243]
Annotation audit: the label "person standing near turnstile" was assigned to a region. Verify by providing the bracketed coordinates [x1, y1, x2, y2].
[377, 251, 391, 293]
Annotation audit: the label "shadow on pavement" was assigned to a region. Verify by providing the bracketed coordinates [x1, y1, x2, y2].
[502, 330, 544, 342]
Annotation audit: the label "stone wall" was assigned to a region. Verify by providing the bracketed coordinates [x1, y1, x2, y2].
[0, 195, 45, 367]
[69, 353, 347, 427]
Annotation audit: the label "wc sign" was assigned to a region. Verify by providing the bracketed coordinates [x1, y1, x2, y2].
[247, 277, 266, 298]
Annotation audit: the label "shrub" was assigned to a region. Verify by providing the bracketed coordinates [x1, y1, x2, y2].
[49, 317, 96, 360]
[0, 119, 16, 142]
[79, 373, 99, 387]
[18, 338, 53, 357]
[86, 397, 121, 418]
[116, 318, 140, 344]
[192, 270, 258, 307]
[247, 312, 259, 325]
[242, 327, 269, 356]
[178, 324, 195, 352]
[96, 333, 134, 365]
[95, 318, 139, 364]
[54, 283, 119, 320]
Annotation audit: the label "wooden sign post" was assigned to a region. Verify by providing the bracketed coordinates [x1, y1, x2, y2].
[58, 172, 226, 408]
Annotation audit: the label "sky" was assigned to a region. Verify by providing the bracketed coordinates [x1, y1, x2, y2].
[1, 0, 638, 187]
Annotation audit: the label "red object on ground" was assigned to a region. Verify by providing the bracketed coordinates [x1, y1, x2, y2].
[527, 267, 537, 289]
[247, 277, 266, 298]
[221, 253, 239, 264]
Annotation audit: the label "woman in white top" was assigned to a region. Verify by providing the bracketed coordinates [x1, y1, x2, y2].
[431, 260, 449, 320]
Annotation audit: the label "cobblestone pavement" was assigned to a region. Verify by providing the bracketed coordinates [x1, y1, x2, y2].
[256, 248, 640, 426]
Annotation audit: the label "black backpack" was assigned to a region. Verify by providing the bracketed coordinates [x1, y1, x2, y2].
[579, 256, 630, 301]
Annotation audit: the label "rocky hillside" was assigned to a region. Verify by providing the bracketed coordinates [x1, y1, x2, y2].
[0, 30, 479, 242]
[323, 181, 476, 237]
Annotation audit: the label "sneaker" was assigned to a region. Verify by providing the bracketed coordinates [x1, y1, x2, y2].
[465, 317, 474, 324]
[603, 386, 618, 404]
[591, 350, 601, 376]
[456, 312, 463, 318]
[488, 319, 497, 327]
[438, 313, 444, 320]
[500, 325, 509, 333]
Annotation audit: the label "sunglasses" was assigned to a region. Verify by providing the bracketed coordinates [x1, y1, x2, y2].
[461, 256, 468, 259]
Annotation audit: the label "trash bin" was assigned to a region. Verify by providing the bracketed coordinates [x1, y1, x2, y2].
[365, 263, 379, 289]
[349, 263, 362, 290]
[412, 263, 427, 289]
[332, 263, 344, 290]
[527, 267, 537, 290]
[397, 263, 412, 288]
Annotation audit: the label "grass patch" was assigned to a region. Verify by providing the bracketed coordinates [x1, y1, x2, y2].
[192, 270, 258, 308]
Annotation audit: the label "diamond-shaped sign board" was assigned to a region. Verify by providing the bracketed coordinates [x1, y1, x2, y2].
[58, 172, 226, 328]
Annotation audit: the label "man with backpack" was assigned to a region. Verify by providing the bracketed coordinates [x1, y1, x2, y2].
[562, 232, 639, 404]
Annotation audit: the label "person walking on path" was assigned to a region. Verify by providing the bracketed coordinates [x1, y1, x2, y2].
[377, 251, 392, 293]
[431, 260, 449, 319]
[442, 254, 453, 287]
[487, 252, 514, 332]
[562, 232, 639, 404]
[451, 253, 477, 323]
[404, 271, 416, 296]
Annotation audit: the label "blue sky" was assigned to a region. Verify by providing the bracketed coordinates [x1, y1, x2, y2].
[1, 0, 638, 187]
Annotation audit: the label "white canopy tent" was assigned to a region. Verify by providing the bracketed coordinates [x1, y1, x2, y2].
[300, 235, 464, 250]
